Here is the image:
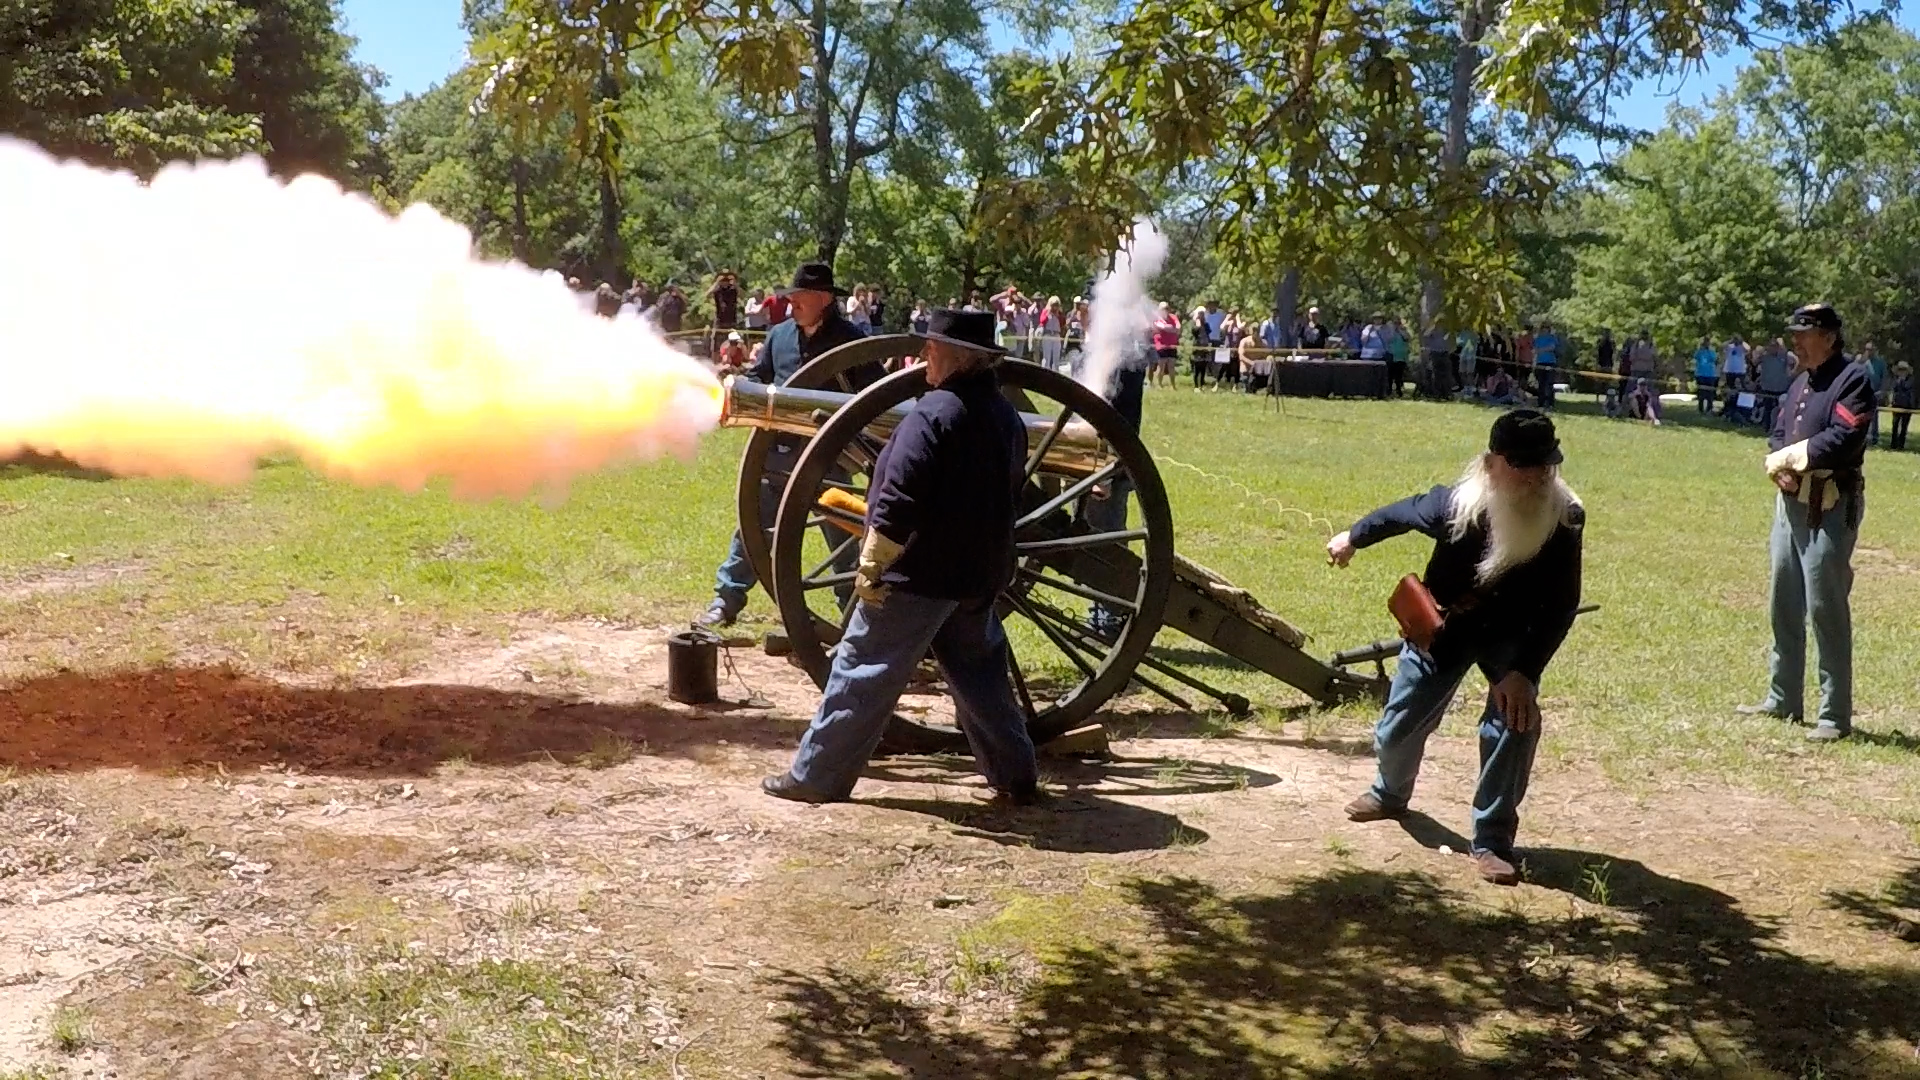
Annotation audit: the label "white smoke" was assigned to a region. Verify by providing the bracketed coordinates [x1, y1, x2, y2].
[1078, 216, 1169, 395]
[0, 138, 719, 500]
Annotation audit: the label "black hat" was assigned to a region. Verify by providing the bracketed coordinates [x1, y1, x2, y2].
[1489, 408, 1563, 468]
[1786, 302, 1842, 332]
[775, 262, 849, 298]
[914, 309, 1007, 356]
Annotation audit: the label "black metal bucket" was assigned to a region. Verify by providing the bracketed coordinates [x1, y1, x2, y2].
[666, 629, 721, 705]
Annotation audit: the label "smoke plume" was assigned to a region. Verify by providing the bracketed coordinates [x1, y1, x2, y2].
[0, 139, 720, 499]
[1078, 216, 1169, 396]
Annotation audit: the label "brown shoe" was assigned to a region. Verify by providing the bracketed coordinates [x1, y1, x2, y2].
[1344, 791, 1405, 823]
[1473, 850, 1519, 886]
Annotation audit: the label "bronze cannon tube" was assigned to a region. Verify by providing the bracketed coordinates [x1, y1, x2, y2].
[716, 376, 1112, 477]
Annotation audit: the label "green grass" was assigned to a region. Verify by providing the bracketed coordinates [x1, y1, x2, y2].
[4, 390, 1919, 824]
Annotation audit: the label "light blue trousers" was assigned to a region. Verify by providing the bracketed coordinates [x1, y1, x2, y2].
[1765, 491, 1862, 732]
[1368, 641, 1539, 859]
[785, 592, 1038, 799]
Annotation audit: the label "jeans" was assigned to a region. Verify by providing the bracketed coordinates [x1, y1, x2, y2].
[711, 440, 854, 616]
[1765, 490, 1862, 732]
[786, 592, 1039, 798]
[1892, 410, 1912, 450]
[1367, 641, 1540, 859]
[1082, 477, 1134, 637]
[1757, 394, 1779, 433]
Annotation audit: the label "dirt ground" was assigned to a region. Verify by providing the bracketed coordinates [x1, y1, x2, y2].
[2, 621, 1918, 1079]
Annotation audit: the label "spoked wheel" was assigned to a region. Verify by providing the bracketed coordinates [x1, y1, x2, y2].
[770, 361, 1175, 750]
[734, 335, 922, 602]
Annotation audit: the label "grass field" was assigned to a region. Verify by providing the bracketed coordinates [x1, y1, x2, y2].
[7, 387, 1917, 826]
[3, 386, 1919, 1078]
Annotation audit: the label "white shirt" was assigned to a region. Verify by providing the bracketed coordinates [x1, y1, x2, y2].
[1724, 342, 1748, 374]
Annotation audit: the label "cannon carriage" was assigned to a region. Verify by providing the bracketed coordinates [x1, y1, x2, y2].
[719, 334, 1390, 753]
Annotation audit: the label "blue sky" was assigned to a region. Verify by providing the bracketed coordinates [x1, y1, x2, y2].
[339, 0, 1917, 146]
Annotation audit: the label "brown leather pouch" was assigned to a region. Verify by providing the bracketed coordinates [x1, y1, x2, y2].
[1389, 574, 1444, 652]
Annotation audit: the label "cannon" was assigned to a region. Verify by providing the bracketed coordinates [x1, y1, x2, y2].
[717, 335, 1392, 752]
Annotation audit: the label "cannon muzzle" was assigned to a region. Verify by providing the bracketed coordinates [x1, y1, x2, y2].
[717, 376, 1113, 477]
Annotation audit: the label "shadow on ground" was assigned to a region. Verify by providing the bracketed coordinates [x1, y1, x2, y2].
[1828, 859, 1920, 944]
[858, 793, 1207, 854]
[0, 665, 799, 775]
[769, 859, 1920, 1078]
[863, 754, 1279, 797]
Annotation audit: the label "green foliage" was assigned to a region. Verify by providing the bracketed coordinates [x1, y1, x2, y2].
[1560, 109, 1806, 354]
[0, 0, 384, 182]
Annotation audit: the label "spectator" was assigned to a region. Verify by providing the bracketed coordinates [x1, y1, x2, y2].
[868, 287, 887, 332]
[1037, 295, 1067, 372]
[626, 278, 656, 314]
[707, 270, 741, 331]
[1693, 336, 1718, 414]
[1189, 307, 1212, 389]
[1594, 328, 1616, 393]
[1862, 341, 1888, 445]
[655, 284, 687, 334]
[1892, 361, 1914, 451]
[1339, 315, 1362, 358]
[1603, 387, 1623, 419]
[1728, 372, 1759, 426]
[1626, 329, 1657, 386]
[1387, 317, 1412, 396]
[1151, 302, 1182, 388]
[1300, 306, 1330, 350]
[1455, 329, 1479, 397]
[762, 288, 791, 327]
[909, 299, 931, 335]
[592, 282, 621, 319]
[715, 331, 750, 375]
[1360, 312, 1391, 390]
[1067, 297, 1088, 355]
[964, 290, 984, 312]
[1723, 334, 1749, 396]
[1482, 367, 1520, 405]
[1756, 337, 1791, 430]
[1514, 321, 1535, 378]
[1218, 311, 1244, 390]
[847, 285, 873, 333]
[744, 287, 769, 335]
[1628, 377, 1663, 426]
[1533, 320, 1561, 409]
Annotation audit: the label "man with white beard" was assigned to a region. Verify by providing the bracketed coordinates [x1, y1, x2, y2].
[1325, 410, 1585, 885]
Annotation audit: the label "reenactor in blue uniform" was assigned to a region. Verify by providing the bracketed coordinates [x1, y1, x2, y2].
[698, 263, 882, 629]
[1325, 410, 1585, 885]
[761, 310, 1041, 804]
[1737, 303, 1877, 741]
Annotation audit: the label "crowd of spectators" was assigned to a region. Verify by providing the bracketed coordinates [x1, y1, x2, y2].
[565, 271, 1916, 450]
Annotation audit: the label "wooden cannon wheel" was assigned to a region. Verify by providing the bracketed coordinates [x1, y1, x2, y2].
[733, 334, 922, 600]
[768, 361, 1176, 749]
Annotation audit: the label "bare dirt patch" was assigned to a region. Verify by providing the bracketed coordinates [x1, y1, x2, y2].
[0, 563, 142, 603]
[1, 621, 1917, 1078]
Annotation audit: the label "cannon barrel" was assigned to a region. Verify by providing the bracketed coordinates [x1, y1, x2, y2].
[717, 376, 1113, 478]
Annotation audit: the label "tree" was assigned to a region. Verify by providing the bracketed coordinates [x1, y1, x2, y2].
[0, 0, 384, 182]
[1017, 0, 1869, 334]
[1734, 21, 1920, 360]
[1559, 109, 1805, 355]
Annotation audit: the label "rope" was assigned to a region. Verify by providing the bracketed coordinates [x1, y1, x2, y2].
[1152, 453, 1338, 536]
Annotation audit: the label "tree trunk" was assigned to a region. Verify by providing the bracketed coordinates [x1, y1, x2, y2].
[593, 65, 623, 284]
[1420, 0, 1491, 334]
[510, 155, 530, 264]
[1271, 267, 1300, 346]
[808, 0, 839, 263]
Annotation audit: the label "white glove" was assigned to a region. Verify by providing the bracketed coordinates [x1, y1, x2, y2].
[854, 530, 905, 604]
[1765, 440, 1810, 477]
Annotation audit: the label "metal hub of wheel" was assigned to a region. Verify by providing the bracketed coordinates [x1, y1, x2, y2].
[766, 360, 1175, 748]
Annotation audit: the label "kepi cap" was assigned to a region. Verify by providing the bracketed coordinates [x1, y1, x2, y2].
[1489, 408, 1563, 468]
[1786, 302, 1842, 332]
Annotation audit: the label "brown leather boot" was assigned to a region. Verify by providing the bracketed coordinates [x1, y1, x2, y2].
[1473, 850, 1520, 886]
[1343, 791, 1404, 823]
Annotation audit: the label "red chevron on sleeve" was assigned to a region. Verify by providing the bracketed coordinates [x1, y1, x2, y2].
[1836, 403, 1861, 428]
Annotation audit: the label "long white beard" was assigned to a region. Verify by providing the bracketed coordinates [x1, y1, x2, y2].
[1448, 454, 1577, 584]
